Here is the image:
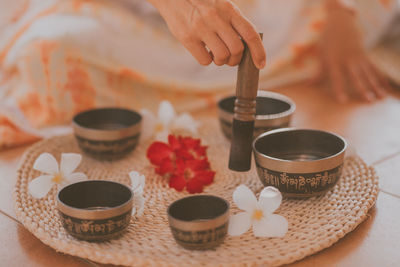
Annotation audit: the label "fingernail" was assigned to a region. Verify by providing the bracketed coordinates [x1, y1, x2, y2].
[258, 60, 266, 69]
[378, 88, 387, 98]
[365, 92, 375, 102]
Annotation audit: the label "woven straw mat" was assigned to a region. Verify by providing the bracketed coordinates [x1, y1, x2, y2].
[14, 118, 378, 267]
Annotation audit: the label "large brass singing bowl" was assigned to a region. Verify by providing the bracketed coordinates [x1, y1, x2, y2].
[253, 128, 347, 198]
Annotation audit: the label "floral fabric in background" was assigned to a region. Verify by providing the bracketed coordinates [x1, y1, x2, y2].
[0, 0, 396, 148]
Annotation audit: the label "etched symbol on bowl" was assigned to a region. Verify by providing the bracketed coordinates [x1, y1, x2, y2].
[167, 195, 230, 250]
[72, 108, 142, 160]
[59, 211, 131, 241]
[57, 180, 133, 241]
[253, 128, 347, 198]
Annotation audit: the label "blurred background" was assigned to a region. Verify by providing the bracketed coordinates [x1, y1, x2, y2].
[0, 0, 399, 149]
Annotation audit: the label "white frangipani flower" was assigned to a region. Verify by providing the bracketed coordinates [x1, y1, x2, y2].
[228, 185, 288, 237]
[140, 100, 199, 141]
[28, 153, 87, 199]
[129, 171, 146, 217]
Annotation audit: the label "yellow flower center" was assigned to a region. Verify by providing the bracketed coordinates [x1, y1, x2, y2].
[184, 168, 194, 179]
[252, 209, 264, 221]
[155, 123, 164, 132]
[52, 173, 65, 184]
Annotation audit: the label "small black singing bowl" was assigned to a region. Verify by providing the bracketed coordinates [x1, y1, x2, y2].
[57, 180, 133, 241]
[253, 128, 347, 198]
[167, 195, 230, 250]
[217, 91, 295, 140]
[72, 107, 142, 160]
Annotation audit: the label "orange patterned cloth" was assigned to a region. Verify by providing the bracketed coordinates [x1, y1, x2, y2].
[0, 0, 396, 149]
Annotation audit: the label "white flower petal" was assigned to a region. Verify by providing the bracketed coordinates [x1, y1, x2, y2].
[140, 109, 157, 141]
[155, 129, 169, 142]
[228, 212, 252, 236]
[28, 175, 54, 198]
[133, 186, 144, 195]
[64, 172, 87, 185]
[137, 207, 144, 216]
[252, 214, 288, 237]
[233, 185, 258, 212]
[158, 100, 175, 126]
[129, 171, 146, 217]
[33, 153, 59, 174]
[60, 153, 82, 175]
[259, 186, 282, 214]
[139, 175, 145, 188]
[135, 196, 145, 216]
[131, 207, 137, 216]
[129, 171, 146, 190]
[172, 113, 199, 134]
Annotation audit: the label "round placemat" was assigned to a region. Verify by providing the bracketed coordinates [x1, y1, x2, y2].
[14, 119, 378, 267]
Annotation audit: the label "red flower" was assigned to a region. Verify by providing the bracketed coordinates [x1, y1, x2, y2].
[155, 159, 175, 176]
[168, 135, 208, 160]
[170, 159, 215, 193]
[168, 135, 182, 151]
[147, 135, 215, 193]
[147, 142, 174, 165]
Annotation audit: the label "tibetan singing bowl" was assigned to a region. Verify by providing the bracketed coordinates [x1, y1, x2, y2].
[218, 91, 295, 139]
[167, 195, 230, 250]
[73, 107, 142, 160]
[57, 180, 133, 241]
[253, 128, 347, 198]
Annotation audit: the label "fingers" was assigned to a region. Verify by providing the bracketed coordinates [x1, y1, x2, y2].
[365, 60, 392, 93]
[201, 31, 230, 66]
[347, 59, 391, 102]
[326, 58, 391, 103]
[181, 38, 213, 66]
[231, 11, 266, 69]
[213, 18, 244, 66]
[359, 61, 386, 99]
[347, 61, 374, 102]
[328, 62, 348, 103]
[164, 0, 265, 68]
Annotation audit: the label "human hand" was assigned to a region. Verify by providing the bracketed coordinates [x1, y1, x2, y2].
[148, 0, 266, 69]
[315, 0, 390, 103]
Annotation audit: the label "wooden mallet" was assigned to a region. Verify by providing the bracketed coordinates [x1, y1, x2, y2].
[228, 33, 263, 172]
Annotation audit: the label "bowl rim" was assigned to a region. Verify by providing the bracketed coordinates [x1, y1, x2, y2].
[253, 127, 347, 173]
[218, 91, 296, 122]
[57, 180, 133, 220]
[167, 195, 230, 231]
[72, 107, 142, 141]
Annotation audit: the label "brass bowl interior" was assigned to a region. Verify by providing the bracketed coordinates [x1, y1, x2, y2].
[58, 180, 132, 214]
[219, 96, 291, 117]
[168, 195, 228, 222]
[73, 108, 141, 131]
[254, 129, 345, 162]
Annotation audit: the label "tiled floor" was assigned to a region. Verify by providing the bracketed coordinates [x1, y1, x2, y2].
[375, 154, 400, 197]
[0, 214, 91, 267]
[1, 83, 400, 266]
